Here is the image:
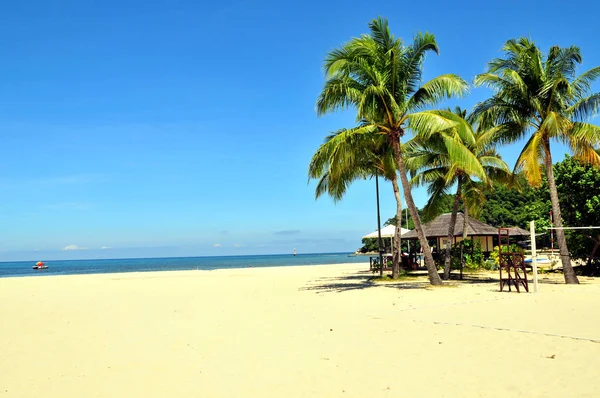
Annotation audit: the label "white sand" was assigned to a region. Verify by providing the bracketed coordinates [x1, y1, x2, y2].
[1, 263, 599, 397]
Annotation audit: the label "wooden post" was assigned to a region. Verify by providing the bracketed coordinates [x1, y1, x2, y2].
[530, 221, 538, 293]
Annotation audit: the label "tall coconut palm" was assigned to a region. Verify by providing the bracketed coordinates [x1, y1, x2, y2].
[472, 38, 600, 284]
[316, 17, 468, 285]
[405, 108, 510, 279]
[308, 125, 406, 278]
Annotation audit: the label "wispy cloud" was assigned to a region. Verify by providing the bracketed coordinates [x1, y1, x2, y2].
[63, 244, 86, 251]
[213, 243, 221, 247]
[233, 243, 246, 247]
[274, 230, 301, 235]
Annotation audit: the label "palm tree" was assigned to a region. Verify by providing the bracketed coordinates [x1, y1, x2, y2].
[405, 108, 510, 279]
[308, 126, 406, 278]
[316, 17, 468, 285]
[472, 38, 600, 284]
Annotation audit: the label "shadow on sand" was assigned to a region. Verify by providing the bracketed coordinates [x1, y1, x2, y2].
[302, 268, 572, 294]
[301, 271, 430, 293]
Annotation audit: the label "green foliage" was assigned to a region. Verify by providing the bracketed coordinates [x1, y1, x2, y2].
[554, 155, 600, 259]
[359, 238, 379, 253]
[479, 181, 551, 232]
[359, 238, 392, 253]
[385, 208, 418, 228]
[489, 244, 525, 266]
[385, 201, 456, 228]
[439, 239, 486, 271]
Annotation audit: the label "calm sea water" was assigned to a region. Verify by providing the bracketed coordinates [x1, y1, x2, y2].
[0, 253, 369, 278]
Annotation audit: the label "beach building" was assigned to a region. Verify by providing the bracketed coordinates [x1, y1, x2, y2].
[402, 212, 499, 255]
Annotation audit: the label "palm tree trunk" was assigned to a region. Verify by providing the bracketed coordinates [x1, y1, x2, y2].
[375, 172, 385, 278]
[460, 203, 468, 280]
[391, 133, 442, 285]
[391, 177, 403, 279]
[443, 179, 462, 280]
[543, 139, 579, 284]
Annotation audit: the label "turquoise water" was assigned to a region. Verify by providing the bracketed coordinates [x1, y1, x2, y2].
[0, 253, 369, 278]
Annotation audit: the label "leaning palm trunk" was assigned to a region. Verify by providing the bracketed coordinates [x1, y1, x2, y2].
[391, 178, 403, 279]
[443, 179, 462, 279]
[544, 140, 579, 284]
[391, 134, 442, 285]
[461, 204, 468, 280]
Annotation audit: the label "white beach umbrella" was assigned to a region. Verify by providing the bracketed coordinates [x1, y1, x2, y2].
[362, 225, 410, 239]
[362, 225, 411, 254]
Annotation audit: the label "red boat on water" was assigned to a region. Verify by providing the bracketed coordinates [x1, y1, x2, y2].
[33, 261, 48, 270]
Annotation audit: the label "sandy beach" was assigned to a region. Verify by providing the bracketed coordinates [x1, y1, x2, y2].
[1, 263, 599, 397]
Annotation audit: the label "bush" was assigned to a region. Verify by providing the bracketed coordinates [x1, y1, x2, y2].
[440, 239, 485, 270]
[489, 244, 525, 266]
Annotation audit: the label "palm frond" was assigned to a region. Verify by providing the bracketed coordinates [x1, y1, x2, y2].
[567, 93, 600, 121]
[440, 134, 486, 181]
[407, 74, 468, 110]
[514, 132, 545, 186]
[571, 66, 600, 98]
[408, 111, 458, 138]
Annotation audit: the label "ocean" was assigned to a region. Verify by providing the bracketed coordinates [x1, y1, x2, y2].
[0, 253, 370, 278]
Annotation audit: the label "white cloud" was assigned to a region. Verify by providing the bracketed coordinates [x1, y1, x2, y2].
[213, 243, 221, 247]
[233, 243, 246, 248]
[63, 244, 82, 251]
[101, 246, 110, 250]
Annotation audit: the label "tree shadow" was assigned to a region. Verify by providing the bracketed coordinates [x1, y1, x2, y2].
[302, 269, 573, 294]
[301, 273, 430, 293]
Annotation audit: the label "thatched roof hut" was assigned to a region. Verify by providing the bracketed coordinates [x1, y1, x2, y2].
[402, 213, 499, 252]
[403, 213, 498, 239]
[502, 226, 530, 236]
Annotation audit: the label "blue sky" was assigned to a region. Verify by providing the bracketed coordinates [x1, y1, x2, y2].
[1, 0, 599, 261]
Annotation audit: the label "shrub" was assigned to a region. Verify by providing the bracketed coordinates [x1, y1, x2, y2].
[490, 244, 525, 265]
[440, 239, 485, 270]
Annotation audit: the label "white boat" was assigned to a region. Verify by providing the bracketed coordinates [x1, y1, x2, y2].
[524, 255, 555, 267]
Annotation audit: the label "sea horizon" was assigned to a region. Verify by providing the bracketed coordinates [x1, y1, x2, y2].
[0, 252, 370, 279]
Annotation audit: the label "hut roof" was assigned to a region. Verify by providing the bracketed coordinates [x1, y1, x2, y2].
[402, 213, 498, 239]
[501, 227, 531, 236]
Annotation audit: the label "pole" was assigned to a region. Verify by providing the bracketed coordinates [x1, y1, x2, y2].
[405, 201, 410, 252]
[375, 172, 384, 277]
[530, 220, 538, 293]
[550, 211, 554, 257]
